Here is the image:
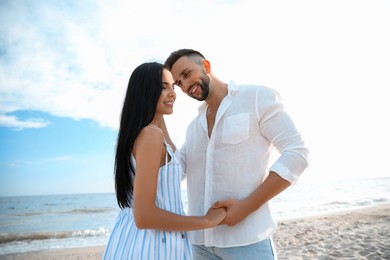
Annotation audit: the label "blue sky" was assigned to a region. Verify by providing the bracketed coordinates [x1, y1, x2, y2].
[0, 110, 117, 195]
[1, 0, 390, 196]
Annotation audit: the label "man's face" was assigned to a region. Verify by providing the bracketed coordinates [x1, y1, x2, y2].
[170, 56, 210, 101]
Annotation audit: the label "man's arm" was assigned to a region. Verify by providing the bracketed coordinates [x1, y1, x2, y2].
[215, 87, 309, 226]
[213, 172, 290, 226]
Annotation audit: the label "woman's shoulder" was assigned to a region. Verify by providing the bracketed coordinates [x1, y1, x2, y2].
[138, 124, 164, 143]
[145, 124, 163, 135]
[134, 124, 164, 157]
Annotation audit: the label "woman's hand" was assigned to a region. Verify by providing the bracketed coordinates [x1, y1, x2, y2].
[204, 207, 227, 228]
[213, 199, 249, 227]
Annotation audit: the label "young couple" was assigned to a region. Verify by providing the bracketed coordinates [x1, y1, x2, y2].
[103, 49, 309, 260]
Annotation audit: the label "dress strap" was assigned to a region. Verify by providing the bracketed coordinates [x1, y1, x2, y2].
[165, 142, 168, 165]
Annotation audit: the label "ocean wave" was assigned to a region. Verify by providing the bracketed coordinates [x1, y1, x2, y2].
[44, 203, 57, 206]
[10, 207, 114, 217]
[67, 208, 113, 214]
[273, 197, 390, 220]
[0, 227, 110, 244]
[71, 227, 109, 237]
[324, 197, 390, 208]
[12, 212, 43, 217]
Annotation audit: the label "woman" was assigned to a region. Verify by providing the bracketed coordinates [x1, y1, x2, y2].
[103, 62, 226, 260]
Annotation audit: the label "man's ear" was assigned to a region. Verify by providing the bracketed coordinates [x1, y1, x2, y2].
[202, 59, 211, 74]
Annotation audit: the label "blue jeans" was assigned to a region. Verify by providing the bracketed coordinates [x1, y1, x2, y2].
[192, 238, 277, 260]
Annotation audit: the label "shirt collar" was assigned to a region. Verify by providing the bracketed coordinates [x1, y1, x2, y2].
[198, 81, 239, 113]
[227, 80, 240, 97]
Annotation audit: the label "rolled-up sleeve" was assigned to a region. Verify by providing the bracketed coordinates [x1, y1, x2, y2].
[258, 88, 309, 185]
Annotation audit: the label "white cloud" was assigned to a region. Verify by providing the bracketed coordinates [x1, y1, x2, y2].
[1, 0, 390, 181]
[0, 0, 130, 129]
[0, 114, 50, 130]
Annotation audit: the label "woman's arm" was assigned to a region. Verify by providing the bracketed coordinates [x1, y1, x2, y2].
[133, 126, 225, 231]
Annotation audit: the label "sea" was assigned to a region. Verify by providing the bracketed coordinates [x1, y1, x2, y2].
[0, 177, 389, 256]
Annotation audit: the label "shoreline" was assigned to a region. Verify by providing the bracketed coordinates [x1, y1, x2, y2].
[2, 203, 389, 259]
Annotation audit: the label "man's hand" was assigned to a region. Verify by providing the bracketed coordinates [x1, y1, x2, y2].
[213, 173, 291, 227]
[212, 199, 250, 227]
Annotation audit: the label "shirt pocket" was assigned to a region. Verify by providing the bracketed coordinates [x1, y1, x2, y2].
[221, 113, 250, 144]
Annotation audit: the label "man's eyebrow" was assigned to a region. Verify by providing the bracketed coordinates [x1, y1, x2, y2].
[180, 68, 190, 76]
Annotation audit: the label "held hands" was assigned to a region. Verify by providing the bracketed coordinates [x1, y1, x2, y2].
[204, 199, 250, 228]
[204, 206, 227, 228]
[212, 199, 249, 227]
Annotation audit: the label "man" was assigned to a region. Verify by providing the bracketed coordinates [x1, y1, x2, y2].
[164, 49, 309, 259]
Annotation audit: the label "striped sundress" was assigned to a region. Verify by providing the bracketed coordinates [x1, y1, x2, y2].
[103, 140, 193, 260]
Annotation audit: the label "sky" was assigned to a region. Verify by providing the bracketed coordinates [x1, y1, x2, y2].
[1, 0, 389, 197]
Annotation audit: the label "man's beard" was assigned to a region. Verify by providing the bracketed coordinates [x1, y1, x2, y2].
[193, 74, 210, 101]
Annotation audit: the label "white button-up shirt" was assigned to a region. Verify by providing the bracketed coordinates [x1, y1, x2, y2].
[178, 81, 309, 247]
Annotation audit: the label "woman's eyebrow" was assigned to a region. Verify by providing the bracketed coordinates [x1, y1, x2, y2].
[162, 81, 174, 85]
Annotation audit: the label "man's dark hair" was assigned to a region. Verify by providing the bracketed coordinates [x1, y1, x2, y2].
[164, 49, 206, 70]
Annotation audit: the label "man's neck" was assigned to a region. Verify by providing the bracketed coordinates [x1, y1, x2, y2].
[206, 80, 228, 111]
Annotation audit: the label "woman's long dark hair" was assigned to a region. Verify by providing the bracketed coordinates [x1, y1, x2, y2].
[115, 62, 164, 209]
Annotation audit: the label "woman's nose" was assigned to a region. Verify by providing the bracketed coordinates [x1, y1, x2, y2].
[169, 88, 176, 97]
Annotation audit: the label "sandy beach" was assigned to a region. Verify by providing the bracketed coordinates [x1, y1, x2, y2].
[2, 203, 389, 260]
[273, 203, 390, 259]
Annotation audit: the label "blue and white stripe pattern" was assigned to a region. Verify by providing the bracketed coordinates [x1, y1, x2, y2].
[103, 140, 192, 260]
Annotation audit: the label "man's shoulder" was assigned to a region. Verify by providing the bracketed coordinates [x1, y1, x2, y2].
[229, 81, 274, 93]
[231, 84, 276, 98]
[238, 84, 274, 91]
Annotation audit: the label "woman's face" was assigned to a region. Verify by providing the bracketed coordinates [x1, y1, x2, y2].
[156, 68, 176, 116]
